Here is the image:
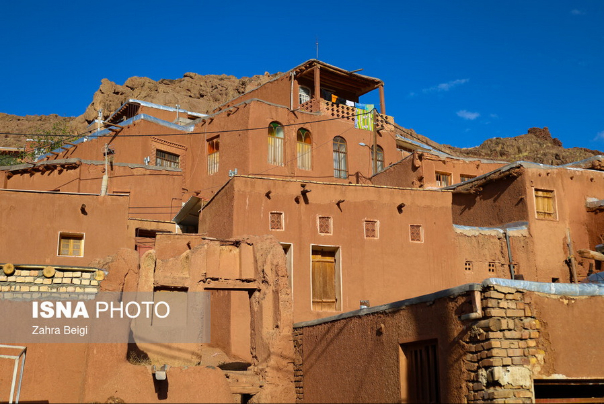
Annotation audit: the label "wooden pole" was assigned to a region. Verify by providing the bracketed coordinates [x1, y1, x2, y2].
[372, 108, 377, 175]
[567, 228, 578, 283]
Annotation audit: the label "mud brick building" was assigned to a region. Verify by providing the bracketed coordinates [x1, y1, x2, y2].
[2, 60, 604, 402]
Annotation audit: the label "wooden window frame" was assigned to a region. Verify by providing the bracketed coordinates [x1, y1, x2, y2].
[333, 136, 348, 179]
[534, 188, 557, 220]
[435, 171, 451, 187]
[372, 145, 385, 174]
[155, 149, 180, 169]
[296, 128, 312, 170]
[207, 137, 219, 175]
[460, 174, 476, 183]
[268, 122, 285, 166]
[57, 232, 85, 257]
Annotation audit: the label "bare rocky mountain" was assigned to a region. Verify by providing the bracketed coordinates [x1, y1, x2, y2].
[1, 71, 602, 166]
[0, 71, 279, 149]
[444, 127, 602, 165]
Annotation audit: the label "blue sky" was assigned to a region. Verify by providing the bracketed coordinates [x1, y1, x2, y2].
[1, 0, 603, 150]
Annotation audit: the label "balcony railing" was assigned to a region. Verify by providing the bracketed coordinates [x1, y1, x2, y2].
[300, 99, 392, 127]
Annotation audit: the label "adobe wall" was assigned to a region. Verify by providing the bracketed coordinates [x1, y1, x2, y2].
[186, 102, 253, 202]
[243, 101, 400, 183]
[523, 167, 604, 282]
[293, 290, 472, 403]
[453, 228, 538, 282]
[43, 120, 192, 168]
[200, 177, 496, 323]
[452, 174, 528, 227]
[4, 163, 184, 221]
[0, 190, 129, 266]
[530, 292, 604, 378]
[1, 236, 295, 403]
[422, 156, 505, 188]
[215, 74, 292, 112]
[370, 154, 419, 187]
[295, 282, 604, 403]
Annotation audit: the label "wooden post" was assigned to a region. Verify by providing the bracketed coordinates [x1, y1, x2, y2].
[314, 65, 321, 113]
[567, 228, 578, 283]
[379, 84, 386, 116]
[372, 108, 377, 175]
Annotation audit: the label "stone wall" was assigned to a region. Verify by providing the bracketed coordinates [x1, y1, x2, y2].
[464, 284, 540, 403]
[0, 263, 103, 297]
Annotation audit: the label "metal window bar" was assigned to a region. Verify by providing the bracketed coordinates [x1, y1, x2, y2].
[410, 225, 423, 242]
[268, 136, 284, 166]
[0, 345, 27, 404]
[208, 151, 219, 175]
[365, 221, 377, 238]
[318, 217, 332, 234]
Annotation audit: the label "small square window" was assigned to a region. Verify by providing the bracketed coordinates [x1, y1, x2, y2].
[465, 261, 473, 271]
[488, 262, 496, 273]
[364, 220, 378, 239]
[318, 216, 332, 235]
[270, 212, 284, 231]
[58, 233, 84, 257]
[410, 224, 423, 243]
[435, 172, 451, 187]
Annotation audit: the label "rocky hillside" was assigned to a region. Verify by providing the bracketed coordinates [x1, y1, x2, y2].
[1, 72, 601, 166]
[0, 71, 279, 149]
[445, 127, 602, 165]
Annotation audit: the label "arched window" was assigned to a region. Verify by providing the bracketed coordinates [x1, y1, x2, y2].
[268, 122, 284, 166]
[207, 137, 219, 175]
[333, 136, 348, 179]
[372, 145, 384, 174]
[297, 128, 312, 170]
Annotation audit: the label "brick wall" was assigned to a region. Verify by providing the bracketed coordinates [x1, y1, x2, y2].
[293, 328, 304, 402]
[465, 285, 541, 403]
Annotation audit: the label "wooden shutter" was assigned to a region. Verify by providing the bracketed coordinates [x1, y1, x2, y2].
[311, 251, 336, 311]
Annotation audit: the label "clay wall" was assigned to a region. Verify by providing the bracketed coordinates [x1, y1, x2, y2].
[199, 176, 500, 322]
[294, 290, 472, 403]
[41, 120, 192, 170]
[530, 292, 604, 378]
[4, 163, 184, 221]
[295, 282, 604, 403]
[0, 190, 129, 266]
[452, 174, 529, 227]
[370, 155, 420, 188]
[215, 74, 292, 112]
[186, 102, 253, 202]
[243, 101, 399, 182]
[523, 167, 604, 282]
[372, 152, 506, 189]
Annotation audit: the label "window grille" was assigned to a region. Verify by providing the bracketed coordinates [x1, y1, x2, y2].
[410, 224, 423, 242]
[364, 220, 378, 238]
[270, 212, 283, 231]
[318, 216, 332, 234]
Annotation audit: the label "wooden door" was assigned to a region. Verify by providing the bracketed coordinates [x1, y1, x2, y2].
[311, 250, 336, 311]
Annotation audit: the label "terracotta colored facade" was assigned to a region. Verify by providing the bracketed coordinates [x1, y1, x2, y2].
[294, 280, 604, 403]
[2, 59, 604, 402]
